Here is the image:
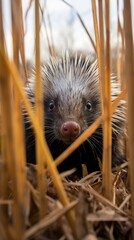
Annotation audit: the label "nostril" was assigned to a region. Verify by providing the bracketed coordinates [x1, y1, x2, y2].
[63, 126, 68, 132]
[74, 125, 79, 133]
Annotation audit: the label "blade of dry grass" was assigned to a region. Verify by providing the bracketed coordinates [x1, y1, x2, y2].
[0, 0, 8, 55]
[102, 0, 112, 200]
[0, 0, 11, 233]
[98, 0, 105, 101]
[124, 0, 134, 237]
[19, 0, 28, 83]
[0, 55, 25, 240]
[10, 0, 27, 238]
[0, 0, 4, 47]
[92, 1, 106, 197]
[91, 0, 99, 55]
[117, 0, 125, 88]
[92, 0, 104, 112]
[35, 0, 47, 219]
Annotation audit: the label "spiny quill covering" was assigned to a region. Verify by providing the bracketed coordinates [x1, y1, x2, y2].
[25, 53, 126, 178]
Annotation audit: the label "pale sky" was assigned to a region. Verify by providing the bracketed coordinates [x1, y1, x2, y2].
[2, 0, 133, 61]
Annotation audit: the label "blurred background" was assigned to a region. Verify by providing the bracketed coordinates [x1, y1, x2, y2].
[2, 0, 134, 63]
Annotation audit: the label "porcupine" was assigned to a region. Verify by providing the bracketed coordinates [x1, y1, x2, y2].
[25, 53, 126, 178]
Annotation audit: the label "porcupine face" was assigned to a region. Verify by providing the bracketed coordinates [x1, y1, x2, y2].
[42, 54, 101, 146]
[25, 53, 126, 175]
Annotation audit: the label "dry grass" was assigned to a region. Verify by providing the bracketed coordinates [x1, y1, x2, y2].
[0, 0, 133, 239]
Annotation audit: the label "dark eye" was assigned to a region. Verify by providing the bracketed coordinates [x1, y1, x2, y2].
[49, 101, 55, 110]
[86, 101, 92, 111]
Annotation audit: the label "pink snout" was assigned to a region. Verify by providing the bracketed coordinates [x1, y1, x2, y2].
[60, 121, 80, 142]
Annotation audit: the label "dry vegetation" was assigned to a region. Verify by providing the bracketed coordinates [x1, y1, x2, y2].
[0, 0, 134, 239]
